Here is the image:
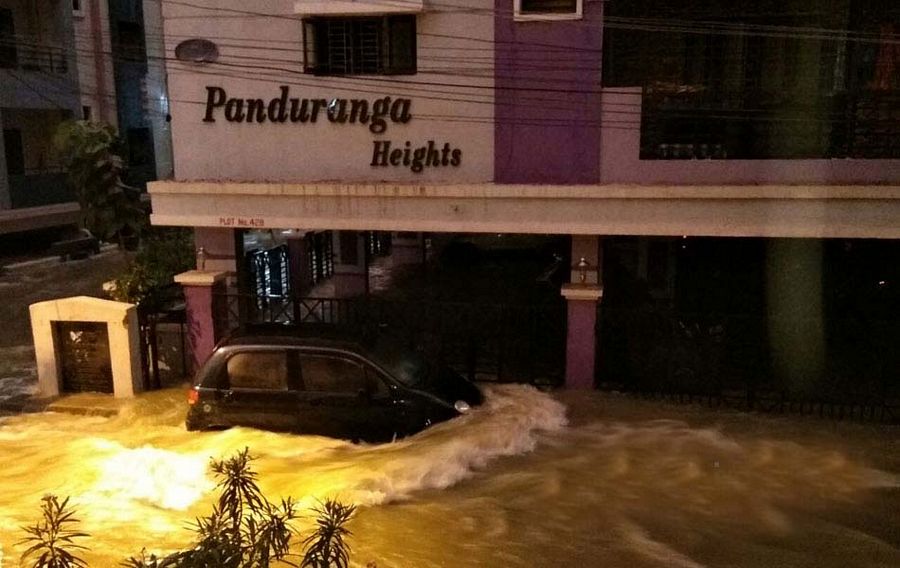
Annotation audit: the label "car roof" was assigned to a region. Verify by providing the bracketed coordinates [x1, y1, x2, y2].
[217, 324, 374, 353]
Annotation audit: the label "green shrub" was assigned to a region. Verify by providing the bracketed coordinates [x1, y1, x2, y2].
[19, 495, 90, 568]
[109, 228, 194, 309]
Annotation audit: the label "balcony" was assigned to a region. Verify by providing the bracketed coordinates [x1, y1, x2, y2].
[8, 171, 74, 209]
[0, 37, 69, 74]
[639, 87, 900, 161]
[599, 87, 900, 186]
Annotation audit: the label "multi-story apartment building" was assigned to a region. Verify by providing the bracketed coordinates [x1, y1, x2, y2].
[153, 1, 899, 397]
[0, 0, 171, 236]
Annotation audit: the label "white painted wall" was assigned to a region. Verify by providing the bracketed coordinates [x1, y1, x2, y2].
[162, 0, 494, 183]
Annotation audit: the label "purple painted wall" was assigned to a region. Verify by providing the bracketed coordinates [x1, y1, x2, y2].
[565, 299, 597, 389]
[494, 1, 604, 184]
[183, 282, 225, 373]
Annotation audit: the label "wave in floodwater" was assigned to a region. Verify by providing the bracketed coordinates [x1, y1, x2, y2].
[0, 385, 898, 567]
[0, 385, 567, 562]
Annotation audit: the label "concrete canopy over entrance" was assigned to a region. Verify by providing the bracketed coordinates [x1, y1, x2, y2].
[149, 182, 900, 239]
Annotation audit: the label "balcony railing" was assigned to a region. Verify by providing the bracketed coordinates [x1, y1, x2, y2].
[640, 87, 900, 160]
[8, 171, 74, 209]
[0, 36, 69, 74]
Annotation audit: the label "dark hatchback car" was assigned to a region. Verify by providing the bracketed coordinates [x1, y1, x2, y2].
[186, 327, 483, 442]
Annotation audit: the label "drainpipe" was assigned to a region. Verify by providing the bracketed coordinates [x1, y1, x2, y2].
[89, 0, 111, 123]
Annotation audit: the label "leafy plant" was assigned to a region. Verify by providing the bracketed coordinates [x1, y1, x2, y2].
[53, 120, 145, 245]
[19, 495, 90, 568]
[108, 228, 194, 309]
[301, 500, 356, 568]
[123, 448, 299, 568]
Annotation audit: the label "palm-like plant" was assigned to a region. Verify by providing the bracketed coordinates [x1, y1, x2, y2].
[301, 500, 356, 568]
[19, 495, 90, 568]
[123, 448, 299, 568]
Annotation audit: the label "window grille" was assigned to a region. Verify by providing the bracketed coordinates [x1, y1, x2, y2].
[303, 16, 416, 75]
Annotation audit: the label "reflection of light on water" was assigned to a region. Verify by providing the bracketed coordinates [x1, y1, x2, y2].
[90, 443, 214, 510]
[1, 385, 899, 567]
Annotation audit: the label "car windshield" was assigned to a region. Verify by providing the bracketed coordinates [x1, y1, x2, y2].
[369, 341, 429, 387]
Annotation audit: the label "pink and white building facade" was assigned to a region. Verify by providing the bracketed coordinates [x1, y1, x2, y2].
[151, 0, 900, 389]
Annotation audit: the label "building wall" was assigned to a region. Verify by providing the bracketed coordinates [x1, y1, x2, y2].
[162, 0, 494, 183]
[142, 0, 173, 180]
[73, 0, 118, 124]
[494, 0, 604, 183]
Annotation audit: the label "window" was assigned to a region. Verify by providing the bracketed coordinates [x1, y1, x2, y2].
[126, 127, 153, 166]
[3, 129, 24, 175]
[515, 0, 582, 20]
[82, 106, 92, 121]
[0, 8, 17, 68]
[227, 351, 289, 390]
[72, 0, 84, 17]
[303, 16, 416, 75]
[300, 355, 367, 393]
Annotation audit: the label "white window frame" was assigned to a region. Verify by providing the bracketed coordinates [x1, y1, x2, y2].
[514, 0, 583, 22]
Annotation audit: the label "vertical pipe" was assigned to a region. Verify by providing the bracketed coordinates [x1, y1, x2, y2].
[89, 0, 111, 122]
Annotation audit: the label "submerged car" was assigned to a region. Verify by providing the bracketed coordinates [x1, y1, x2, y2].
[186, 326, 483, 442]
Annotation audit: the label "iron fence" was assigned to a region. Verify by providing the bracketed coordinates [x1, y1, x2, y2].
[597, 306, 899, 423]
[214, 293, 567, 386]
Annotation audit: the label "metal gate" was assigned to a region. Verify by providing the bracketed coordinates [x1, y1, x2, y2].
[55, 321, 114, 393]
[215, 294, 567, 386]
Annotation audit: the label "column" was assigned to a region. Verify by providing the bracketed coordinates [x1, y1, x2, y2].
[561, 235, 603, 389]
[332, 231, 368, 298]
[0, 111, 10, 210]
[174, 270, 228, 374]
[286, 230, 311, 296]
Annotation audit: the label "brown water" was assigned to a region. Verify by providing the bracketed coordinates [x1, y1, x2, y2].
[0, 386, 897, 567]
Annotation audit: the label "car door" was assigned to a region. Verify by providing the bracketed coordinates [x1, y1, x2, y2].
[360, 364, 412, 441]
[218, 348, 299, 432]
[297, 351, 379, 441]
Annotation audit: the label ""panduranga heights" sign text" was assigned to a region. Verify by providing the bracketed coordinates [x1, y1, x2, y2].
[202, 86, 461, 173]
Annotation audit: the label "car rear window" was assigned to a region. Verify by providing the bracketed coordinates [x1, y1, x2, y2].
[300, 355, 367, 393]
[226, 351, 289, 390]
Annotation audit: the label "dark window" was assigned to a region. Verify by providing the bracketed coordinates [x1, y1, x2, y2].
[339, 232, 359, 265]
[126, 127, 153, 166]
[520, 0, 578, 14]
[303, 16, 416, 75]
[116, 21, 146, 62]
[365, 367, 391, 397]
[3, 129, 24, 175]
[301, 355, 367, 393]
[227, 351, 289, 390]
[82, 106, 92, 120]
[73, 0, 82, 12]
[0, 9, 17, 68]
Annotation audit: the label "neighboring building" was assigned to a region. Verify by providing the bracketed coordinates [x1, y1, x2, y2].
[0, 0, 81, 233]
[0, 0, 172, 237]
[153, 1, 899, 395]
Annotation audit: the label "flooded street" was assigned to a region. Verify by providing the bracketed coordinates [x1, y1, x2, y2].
[0, 385, 897, 567]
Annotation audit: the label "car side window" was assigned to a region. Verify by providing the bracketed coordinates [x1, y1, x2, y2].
[365, 367, 391, 398]
[300, 355, 367, 393]
[226, 351, 289, 391]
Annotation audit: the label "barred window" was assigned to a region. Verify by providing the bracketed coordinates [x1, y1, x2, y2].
[518, 0, 580, 16]
[303, 16, 416, 76]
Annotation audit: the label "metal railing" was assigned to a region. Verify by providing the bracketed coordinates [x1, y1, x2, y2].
[7, 172, 73, 209]
[0, 36, 69, 73]
[597, 307, 899, 423]
[640, 89, 900, 160]
[214, 293, 567, 386]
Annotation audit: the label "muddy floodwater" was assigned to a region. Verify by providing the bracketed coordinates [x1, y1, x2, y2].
[0, 386, 898, 567]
